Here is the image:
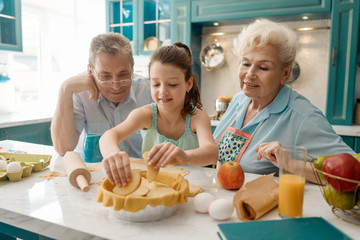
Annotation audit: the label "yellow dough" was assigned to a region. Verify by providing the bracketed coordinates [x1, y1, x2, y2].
[112, 169, 141, 196]
[129, 185, 149, 197]
[142, 151, 159, 182]
[97, 170, 189, 212]
[189, 184, 204, 197]
[141, 177, 168, 190]
[147, 186, 176, 198]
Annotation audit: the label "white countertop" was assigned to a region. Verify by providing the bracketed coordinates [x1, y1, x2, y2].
[0, 140, 359, 239]
[0, 107, 53, 128]
[211, 120, 360, 137]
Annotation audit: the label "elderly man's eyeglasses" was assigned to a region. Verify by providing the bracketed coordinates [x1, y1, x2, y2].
[92, 68, 132, 87]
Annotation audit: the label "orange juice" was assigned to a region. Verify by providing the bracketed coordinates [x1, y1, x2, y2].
[279, 174, 305, 218]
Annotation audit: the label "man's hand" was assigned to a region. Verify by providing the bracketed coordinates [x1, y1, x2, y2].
[64, 72, 99, 100]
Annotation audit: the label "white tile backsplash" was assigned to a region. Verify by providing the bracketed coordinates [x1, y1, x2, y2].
[200, 20, 331, 116]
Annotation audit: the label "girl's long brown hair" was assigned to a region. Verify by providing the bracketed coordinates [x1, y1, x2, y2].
[149, 42, 202, 118]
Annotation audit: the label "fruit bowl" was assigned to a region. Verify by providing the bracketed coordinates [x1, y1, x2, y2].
[312, 164, 360, 225]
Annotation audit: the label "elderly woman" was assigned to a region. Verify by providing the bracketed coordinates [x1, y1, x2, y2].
[214, 19, 355, 183]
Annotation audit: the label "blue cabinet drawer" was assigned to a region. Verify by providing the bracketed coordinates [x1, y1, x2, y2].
[0, 122, 52, 146]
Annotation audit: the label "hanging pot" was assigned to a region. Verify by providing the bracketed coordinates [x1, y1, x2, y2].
[287, 61, 300, 84]
[200, 40, 225, 71]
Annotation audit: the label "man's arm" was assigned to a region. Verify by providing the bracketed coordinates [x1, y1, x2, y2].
[51, 72, 99, 156]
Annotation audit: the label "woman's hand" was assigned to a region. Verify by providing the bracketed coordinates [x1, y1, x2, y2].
[102, 151, 131, 187]
[147, 142, 188, 169]
[254, 141, 282, 167]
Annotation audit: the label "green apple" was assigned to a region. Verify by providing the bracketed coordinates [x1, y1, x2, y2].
[314, 155, 332, 180]
[354, 153, 360, 163]
[323, 184, 354, 210]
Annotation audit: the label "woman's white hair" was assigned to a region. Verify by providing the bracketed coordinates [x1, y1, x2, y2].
[234, 19, 298, 67]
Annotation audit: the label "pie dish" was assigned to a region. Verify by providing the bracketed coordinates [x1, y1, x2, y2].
[113, 204, 179, 222]
[96, 170, 189, 221]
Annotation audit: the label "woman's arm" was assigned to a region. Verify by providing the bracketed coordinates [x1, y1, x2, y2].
[100, 105, 152, 186]
[255, 141, 324, 184]
[185, 109, 219, 166]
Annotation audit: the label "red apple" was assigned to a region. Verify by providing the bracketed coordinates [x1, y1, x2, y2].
[217, 161, 245, 190]
[322, 153, 360, 193]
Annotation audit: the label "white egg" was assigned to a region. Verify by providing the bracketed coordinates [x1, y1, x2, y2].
[0, 160, 7, 170]
[193, 192, 216, 213]
[6, 161, 22, 173]
[209, 198, 234, 220]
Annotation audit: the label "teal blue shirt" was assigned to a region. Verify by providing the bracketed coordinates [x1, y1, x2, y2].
[214, 85, 355, 175]
[141, 103, 199, 153]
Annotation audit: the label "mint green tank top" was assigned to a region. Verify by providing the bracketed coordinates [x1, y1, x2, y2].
[141, 103, 199, 153]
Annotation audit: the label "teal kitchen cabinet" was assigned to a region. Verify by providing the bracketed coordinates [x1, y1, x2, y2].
[106, 0, 171, 55]
[0, 0, 22, 52]
[171, 0, 331, 46]
[191, 0, 331, 23]
[340, 136, 360, 153]
[325, 0, 360, 125]
[171, 0, 191, 45]
[341, 135, 355, 151]
[355, 137, 360, 153]
[0, 122, 52, 146]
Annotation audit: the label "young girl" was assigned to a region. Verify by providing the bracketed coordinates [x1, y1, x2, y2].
[100, 42, 218, 187]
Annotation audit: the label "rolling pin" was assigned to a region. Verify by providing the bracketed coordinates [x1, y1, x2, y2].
[63, 151, 91, 192]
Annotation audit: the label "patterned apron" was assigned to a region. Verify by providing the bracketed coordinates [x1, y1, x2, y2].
[216, 117, 263, 166]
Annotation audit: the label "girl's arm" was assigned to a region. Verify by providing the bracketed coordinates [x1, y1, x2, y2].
[100, 105, 152, 186]
[184, 109, 218, 166]
[148, 109, 218, 168]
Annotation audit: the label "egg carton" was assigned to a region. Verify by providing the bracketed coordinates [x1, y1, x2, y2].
[0, 152, 52, 182]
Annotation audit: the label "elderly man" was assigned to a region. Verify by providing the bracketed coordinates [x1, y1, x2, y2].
[51, 33, 152, 158]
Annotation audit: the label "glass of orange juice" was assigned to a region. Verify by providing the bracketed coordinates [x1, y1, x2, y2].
[278, 146, 306, 219]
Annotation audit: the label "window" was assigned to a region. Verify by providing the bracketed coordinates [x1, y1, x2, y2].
[7, 0, 105, 112]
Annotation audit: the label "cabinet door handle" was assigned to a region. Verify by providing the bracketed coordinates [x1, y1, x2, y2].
[4, 130, 9, 140]
[331, 47, 335, 65]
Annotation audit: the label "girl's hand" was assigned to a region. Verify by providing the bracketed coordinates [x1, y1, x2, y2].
[148, 142, 188, 169]
[102, 151, 131, 187]
[254, 141, 282, 167]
